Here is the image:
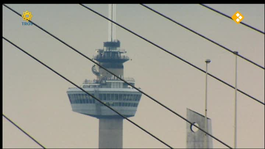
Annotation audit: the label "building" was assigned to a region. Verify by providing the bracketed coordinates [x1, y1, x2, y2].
[66, 8, 142, 147]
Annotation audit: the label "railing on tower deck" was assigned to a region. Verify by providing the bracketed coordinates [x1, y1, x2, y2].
[108, 75, 135, 82]
[124, 77, 135, 83]
[68, 77, 136, 89]
[93, 54, 129, 61]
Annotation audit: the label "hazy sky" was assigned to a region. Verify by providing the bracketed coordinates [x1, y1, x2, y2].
[3, 4, 264, 148]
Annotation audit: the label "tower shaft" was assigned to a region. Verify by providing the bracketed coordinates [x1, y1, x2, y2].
[99, 118, 123, 148]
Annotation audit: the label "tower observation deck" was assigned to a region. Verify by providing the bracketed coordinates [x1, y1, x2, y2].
[66, 5, 142, 148]
[67, 40, 142, 118]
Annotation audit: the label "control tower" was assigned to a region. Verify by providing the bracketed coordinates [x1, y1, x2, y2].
[66, 4, 142, 148]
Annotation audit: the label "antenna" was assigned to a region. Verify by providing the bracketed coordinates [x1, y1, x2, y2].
[108, 4, 116, 41]
[204, 59, 211, 148]
[234, 51, 238, 149]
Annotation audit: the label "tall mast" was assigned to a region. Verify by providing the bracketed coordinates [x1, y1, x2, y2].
[108, 4, 116, 42]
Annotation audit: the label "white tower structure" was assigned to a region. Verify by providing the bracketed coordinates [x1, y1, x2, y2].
[186, 108, 213, 148]
[66, 4, 142, 148]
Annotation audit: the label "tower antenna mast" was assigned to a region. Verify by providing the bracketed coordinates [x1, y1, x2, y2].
[108, 4, 116, 41]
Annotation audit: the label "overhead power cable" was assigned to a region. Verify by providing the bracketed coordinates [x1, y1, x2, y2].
[3, 114, 46, 149]
[199, 4, 265, 34]
[3, 37, 173, 149]
[141, 4, 265, 70]
[79, 4, 264, 105]
[3, 5, 232, 148]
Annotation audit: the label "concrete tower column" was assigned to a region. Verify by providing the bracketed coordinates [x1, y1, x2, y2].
[186, 108, 213, 148]
[99, 118, 123, 148]
[67, 4, 142, 149]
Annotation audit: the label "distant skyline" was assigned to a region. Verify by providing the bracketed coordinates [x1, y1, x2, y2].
[3, 4, 264, 148]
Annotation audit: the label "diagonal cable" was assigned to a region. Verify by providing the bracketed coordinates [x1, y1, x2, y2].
[4, 4, 262, 147]
[3, 36, 173, 149]
[3, 35, 232, 149]
[199, 4, 265, 34]
[3, 3, 262, 146]
[141, 4, 265, 70]
[2, 5, 262, 147]
[79, 4, 264, 105]
[3, 114, 46, 149]
[2, 6, 232, 147]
